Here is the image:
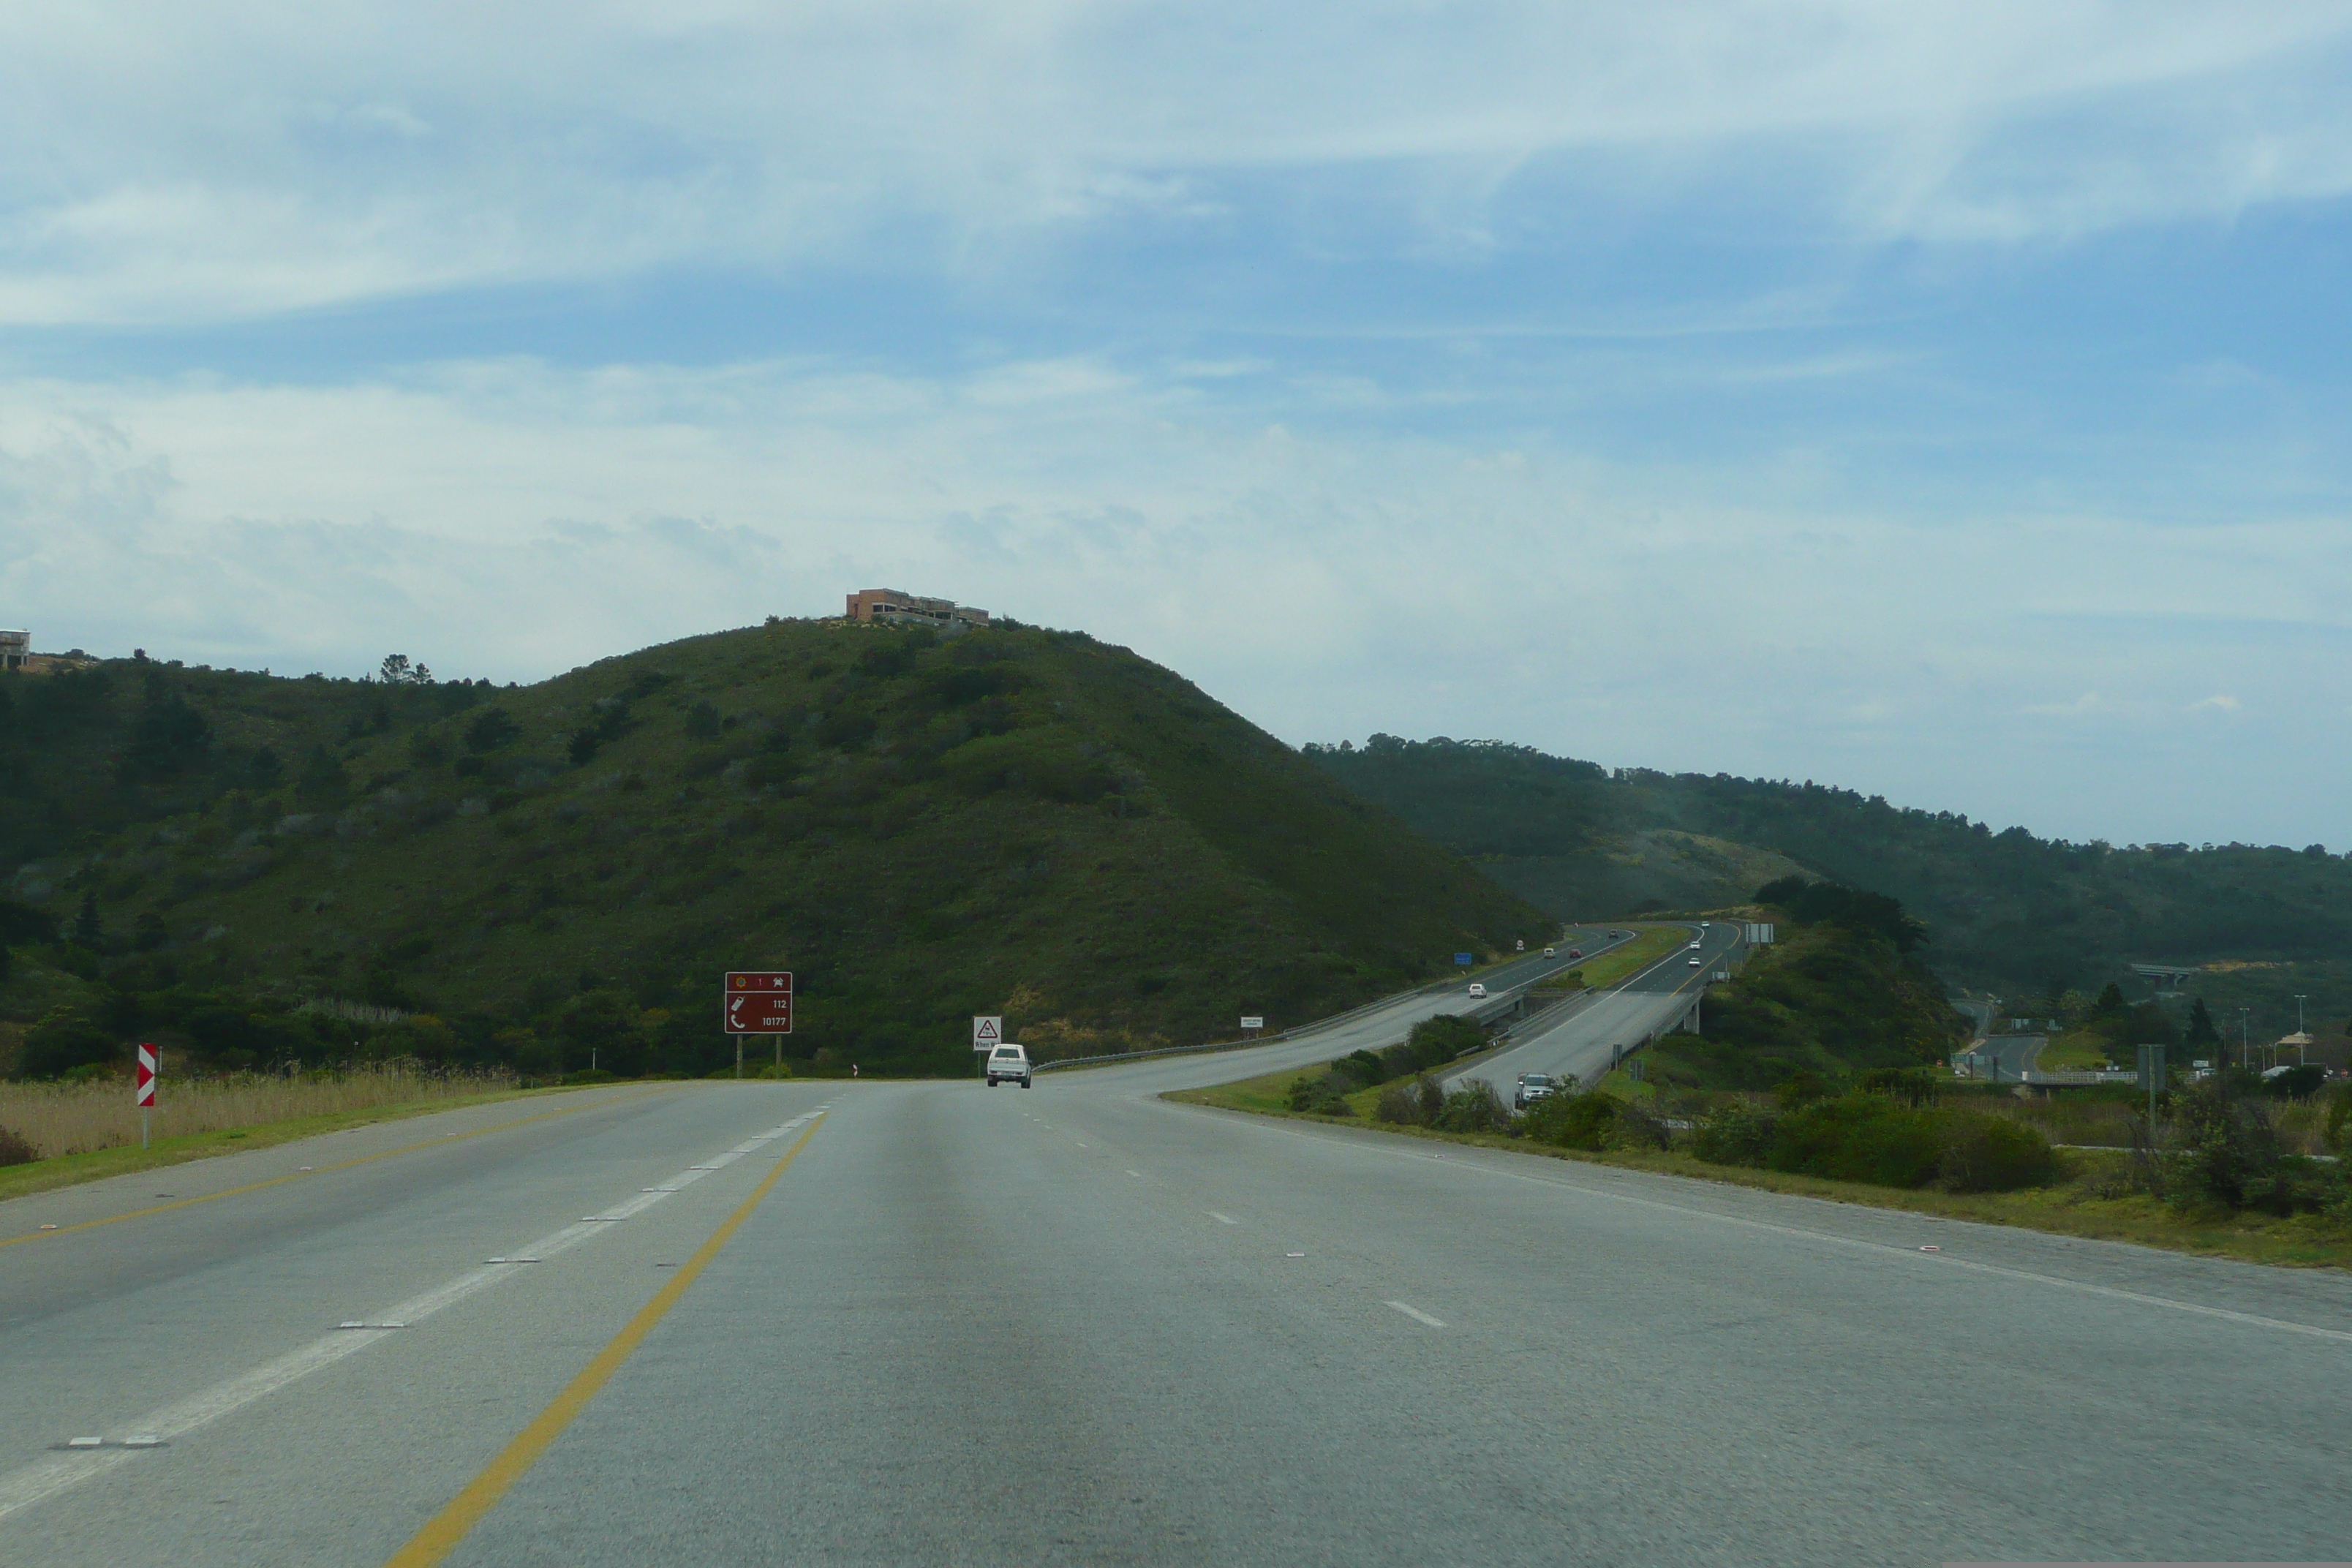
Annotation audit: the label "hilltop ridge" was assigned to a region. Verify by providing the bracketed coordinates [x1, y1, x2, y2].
[0, 624, 1549, 1077]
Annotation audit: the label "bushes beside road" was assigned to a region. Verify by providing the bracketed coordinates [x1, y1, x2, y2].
[1685, 1093, 2057, 1192]
[1285, 1013, 1494, 1117]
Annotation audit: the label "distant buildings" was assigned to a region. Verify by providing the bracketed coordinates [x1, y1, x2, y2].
[844, 589, 990, 633]
[0, 630, 26, 671]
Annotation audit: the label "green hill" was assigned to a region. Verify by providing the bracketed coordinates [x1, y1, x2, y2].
[1308, 736, 2352, 1030]
[0, 627, 1550, 1078]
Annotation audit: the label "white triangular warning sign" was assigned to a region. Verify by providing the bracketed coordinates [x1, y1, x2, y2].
[973, 1015, 1003, 1047]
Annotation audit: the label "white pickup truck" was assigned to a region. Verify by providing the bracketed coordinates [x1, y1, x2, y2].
[985, 1044, 1033, 1088]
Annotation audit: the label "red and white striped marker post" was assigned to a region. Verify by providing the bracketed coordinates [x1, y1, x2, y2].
[135, 1043, 157, 1149]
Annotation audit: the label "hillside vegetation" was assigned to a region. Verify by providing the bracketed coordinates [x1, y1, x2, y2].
[0, 625, 1548, 1079]
[1645, 887, 1964, 1094]
[1308, 736, 2352, 1025]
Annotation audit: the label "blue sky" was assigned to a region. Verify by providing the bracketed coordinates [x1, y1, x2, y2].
[4, 2, 2351, 847]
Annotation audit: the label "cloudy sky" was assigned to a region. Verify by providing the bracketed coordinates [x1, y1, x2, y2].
[4, 2, 2349, 847]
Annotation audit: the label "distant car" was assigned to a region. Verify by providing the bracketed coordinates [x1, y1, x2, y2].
[1687, 941, 1702, 950]
[1514, 1072, 1558, 1111]
[1699, 921, 1710, 929]
[1466, 982, 1488, 999]
[1687, 957, 1702, 967]
[1567, 948, 1582, 960]
[1542, 946, 1555, 958]
[985, 1044, 1033, 1088]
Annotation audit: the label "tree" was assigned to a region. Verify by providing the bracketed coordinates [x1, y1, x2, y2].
[116, 685, 212, 782]
[72, 892, 103, 949]
[296, 743, 350, 804]
[463, 707, 521, 754]
[23, 1007, 115, 1077]
[377, 654, 434, 685]
[0, 898, 58, 946]
[2092, 981, 2126, 1017]
[2187, 998, 2220, 1047]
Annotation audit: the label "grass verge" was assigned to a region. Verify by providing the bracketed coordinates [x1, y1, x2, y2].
[1549, 926, 1690, 994]
[0, 1082, 595, 1205]
[1167, 1071, 2352, 1271]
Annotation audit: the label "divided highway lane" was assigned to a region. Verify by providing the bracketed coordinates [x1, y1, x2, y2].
[1120, 924, 1638, 1087]
[0, 1081, 837, 1564]
[1450, 921, 1741, 1099]
[14, 943, 2345, 1565]
[442, 1067, 2341, 1564]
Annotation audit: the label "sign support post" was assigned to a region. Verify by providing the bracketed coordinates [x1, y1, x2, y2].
[722, 972, 794, 1080]
[135, 1043, 157, 1149]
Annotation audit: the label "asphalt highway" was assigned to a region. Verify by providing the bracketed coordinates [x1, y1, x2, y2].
[5, 1006, 2350, 1564]
[1962, 1032, 2047, 1082]
[1452, 922, 1746, 1100]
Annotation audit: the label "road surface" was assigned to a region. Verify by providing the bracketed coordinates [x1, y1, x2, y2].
[1450, 922, 1746, 1100]
[1963, 1032, 2046, 1082]
[4, 1017, 2348, 1564]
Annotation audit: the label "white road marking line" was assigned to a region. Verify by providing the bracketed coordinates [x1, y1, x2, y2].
[0, 1108, 826, 1526]
[1321, 1131, 2352, 1347]
[1208, 1212, 1239, 1225]
[1386, 1301, 1447, 1328]
[1124, 1170, 1142, 1178]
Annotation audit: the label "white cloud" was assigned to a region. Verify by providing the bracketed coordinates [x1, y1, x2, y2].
[4, 355, 2348, 845]
[1, 3, 2348, 323]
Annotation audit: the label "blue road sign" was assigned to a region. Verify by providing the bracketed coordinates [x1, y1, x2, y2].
[1455, 952, 1474, 968]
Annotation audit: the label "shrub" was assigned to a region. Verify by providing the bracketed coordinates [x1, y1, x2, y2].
[2327, 1085, 2352, 1155]
[1937, 1115, 2057, 1192]
[2262, 1065, 2327, 1101]
[2157, 1080, 2342, 1215]
[1604, 1101, 1671, 1152]
[1768, 1095, 1943, 1188]
[1773, 1071, 1831, 1108]
[1406, 1014, 1485, 1070]
[1524, 1090, 1621, 1151]
[1286, 1071, 1354, 1116]
[1859, 1067, 1940, 1108]
[20, 1009, 116, 1079]
[1691, 1100, 1776, 1166]
[1433, 1078, 1508, 1134]
[0, 1125, 34, 1166]
[1375, 1075, 1443, 1126]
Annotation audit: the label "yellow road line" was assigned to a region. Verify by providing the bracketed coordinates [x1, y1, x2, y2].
[383, 1114, 826, 1567]
[0, 1087, 680, 1250]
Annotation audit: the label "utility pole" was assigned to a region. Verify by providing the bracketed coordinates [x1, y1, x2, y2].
[2239, 1007, 2252, 1071]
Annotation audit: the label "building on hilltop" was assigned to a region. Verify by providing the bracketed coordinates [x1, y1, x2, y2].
[845, 589, 990, 633]
[0, 630, 26, 671]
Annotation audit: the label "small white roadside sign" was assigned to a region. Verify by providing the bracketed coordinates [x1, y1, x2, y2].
[1240, 1016, 1264, 1031]
[972, 1015, 1003, 1052]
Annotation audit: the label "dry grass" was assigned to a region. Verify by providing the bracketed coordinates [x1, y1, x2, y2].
[0, 1062, 516, 1160]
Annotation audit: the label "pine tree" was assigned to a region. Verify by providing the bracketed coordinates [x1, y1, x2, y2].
[72, 891, 103, 949]
[2187, 997, 2220, 1046]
